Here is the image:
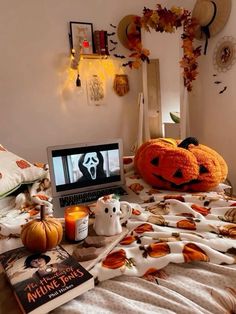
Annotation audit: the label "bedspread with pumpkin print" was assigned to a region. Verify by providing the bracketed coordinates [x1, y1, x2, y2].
[1, 156, 236, 269]
[89, 157, 236, 285]
[1, 156, 236, 313]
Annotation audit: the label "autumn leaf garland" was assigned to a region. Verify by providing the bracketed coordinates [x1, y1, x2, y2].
[124, 5, 201, 92]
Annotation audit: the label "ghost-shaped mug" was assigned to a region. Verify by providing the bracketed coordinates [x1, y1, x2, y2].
[93, 195, 132, 236]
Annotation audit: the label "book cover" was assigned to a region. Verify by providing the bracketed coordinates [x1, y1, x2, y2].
[0, 245, 94, 314]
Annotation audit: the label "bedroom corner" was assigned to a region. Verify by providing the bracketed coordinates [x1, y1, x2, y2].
[1, 1, 236, 314]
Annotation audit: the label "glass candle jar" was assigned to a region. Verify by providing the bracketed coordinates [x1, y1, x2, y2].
[64, 206, 89, 242]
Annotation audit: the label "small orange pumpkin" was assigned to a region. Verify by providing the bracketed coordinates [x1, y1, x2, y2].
[191, 204, 210, 216]
[134, 223, 154, 234]
[146, 242, 170, 258]
[134, 137, 228, 192]
[183, 243, 209, 262]
[177, 219, 196, 230]
[16, 159, 31, 169]
[102, 249, 127, 269]
[21, 206, 63, 252]
[119, 235, 136, 245]
[218, 224, 236, 238]
[132, 208, 141, 215]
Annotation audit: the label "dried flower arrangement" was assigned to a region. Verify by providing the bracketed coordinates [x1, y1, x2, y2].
[124, 5, 201, 92]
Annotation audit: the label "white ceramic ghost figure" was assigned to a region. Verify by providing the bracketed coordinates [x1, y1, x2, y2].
[93, 195, 132, 236]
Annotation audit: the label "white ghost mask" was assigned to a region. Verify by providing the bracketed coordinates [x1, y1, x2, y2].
[83, 152, 99, 180]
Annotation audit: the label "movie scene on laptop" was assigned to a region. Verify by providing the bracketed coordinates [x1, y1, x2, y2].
[51, 143, 121, 192]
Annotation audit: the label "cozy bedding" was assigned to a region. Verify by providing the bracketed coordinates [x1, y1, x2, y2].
[0, 157, 236, 313]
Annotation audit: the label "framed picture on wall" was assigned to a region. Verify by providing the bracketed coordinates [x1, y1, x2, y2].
[86, 74, 105, 106]
[69, 21, 94, 55]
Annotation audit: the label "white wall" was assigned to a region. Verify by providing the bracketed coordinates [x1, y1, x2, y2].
[188, 1, 236, 190]
[0, 0, 157, 163]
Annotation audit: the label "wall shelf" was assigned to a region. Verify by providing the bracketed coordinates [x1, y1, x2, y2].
[80, 54, 109, 60]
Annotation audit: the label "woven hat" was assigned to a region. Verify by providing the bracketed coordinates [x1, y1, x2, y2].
[192, 0, 231, 40]
[117, 15, 141, 50]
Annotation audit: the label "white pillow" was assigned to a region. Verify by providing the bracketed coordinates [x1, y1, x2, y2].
[0, 145, 46, 199]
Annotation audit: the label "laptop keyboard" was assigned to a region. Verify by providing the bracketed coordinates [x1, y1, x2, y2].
[59, 186, 128, 207]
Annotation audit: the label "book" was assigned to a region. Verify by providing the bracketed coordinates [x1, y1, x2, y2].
[104, 30, 109, 56]
[94, 30, 101, 55]
[62, 222, 128, 271]
[93, 30, 109, 56]
[99, 30, 106, 55]
[0, 245, 94, 314]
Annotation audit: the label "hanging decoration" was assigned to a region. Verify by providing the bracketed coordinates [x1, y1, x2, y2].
[86, 74, 105, 106]
[213, 36, 236, 73]
[116, 5, 202, 92]
[211, 36, 236, 95]
[117, 15, 142, 51]
[192, 0, 232, 55]
[113, 74, 129, 96]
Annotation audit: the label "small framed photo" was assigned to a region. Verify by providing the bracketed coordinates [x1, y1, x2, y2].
[69, 21, 94, 55]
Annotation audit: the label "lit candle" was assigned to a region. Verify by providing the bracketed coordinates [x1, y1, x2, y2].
[65, 206, 89, 242]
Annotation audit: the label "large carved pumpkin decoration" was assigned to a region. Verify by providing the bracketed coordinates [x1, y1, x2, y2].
[134, 137, 228, 192]
[21, 206, 63, 253]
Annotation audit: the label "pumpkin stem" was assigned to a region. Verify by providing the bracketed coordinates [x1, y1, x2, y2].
[40, 205, 46, 221]
[178, 137, 199, 149]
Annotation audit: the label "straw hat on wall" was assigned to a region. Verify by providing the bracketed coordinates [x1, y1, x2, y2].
[192, 0, 232, 40]
[117, 15, 141, 50]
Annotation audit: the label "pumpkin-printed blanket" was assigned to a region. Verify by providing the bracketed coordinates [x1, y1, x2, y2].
[0, 157, 236, 280]
[1, 157, 236, 313]
[91, 194, 236, 282]
[89, 157, 236, 283]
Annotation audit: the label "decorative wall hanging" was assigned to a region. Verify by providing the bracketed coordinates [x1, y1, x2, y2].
[113, 74, 129, 96]
[69, 22, 94, 55]
[192, 0, 232, 54]
[116, 6, 202, 92]
[117, 15, 141, 51]
[86, 74, 105, 106]
[213, 36, 236, 72]
[68, 21, 94, 89]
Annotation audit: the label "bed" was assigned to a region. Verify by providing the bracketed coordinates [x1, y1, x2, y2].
[0, 148, 235, 314]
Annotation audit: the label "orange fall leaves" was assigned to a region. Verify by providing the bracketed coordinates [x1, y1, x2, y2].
[125, 5, 201, 92]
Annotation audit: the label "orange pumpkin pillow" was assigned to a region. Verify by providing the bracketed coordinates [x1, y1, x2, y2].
[134, 137, 228, 192]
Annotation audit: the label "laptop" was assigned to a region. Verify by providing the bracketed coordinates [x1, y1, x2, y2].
[47, 138, 140, 217]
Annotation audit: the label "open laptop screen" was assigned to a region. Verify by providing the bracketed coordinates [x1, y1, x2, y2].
[51, 143, 121, 193]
